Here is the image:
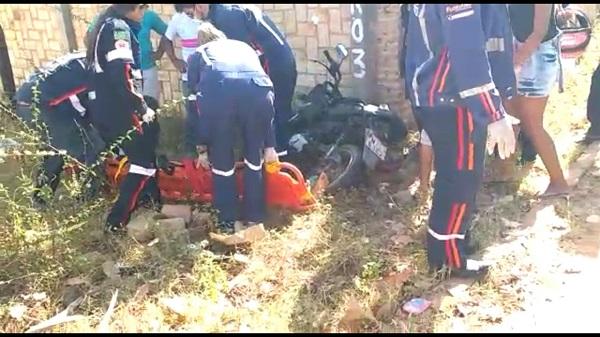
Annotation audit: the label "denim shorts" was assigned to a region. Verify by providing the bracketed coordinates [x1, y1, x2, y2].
[516, 36, 562, 97]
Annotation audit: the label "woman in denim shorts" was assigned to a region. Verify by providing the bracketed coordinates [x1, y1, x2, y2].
[506, 4, 569, 198]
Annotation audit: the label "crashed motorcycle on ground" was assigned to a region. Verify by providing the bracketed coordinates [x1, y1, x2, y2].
[103, 44, 410, 211]
[285, 43, 409, 192]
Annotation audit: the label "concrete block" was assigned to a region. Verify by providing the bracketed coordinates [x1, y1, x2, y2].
[161, 204, 192, 224]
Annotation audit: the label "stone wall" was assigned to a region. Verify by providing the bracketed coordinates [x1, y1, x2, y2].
[0, 5, 68, 85]
[8, 4, 597, 123]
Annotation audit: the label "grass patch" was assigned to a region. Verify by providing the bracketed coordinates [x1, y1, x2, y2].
[2, 16, 600, 333]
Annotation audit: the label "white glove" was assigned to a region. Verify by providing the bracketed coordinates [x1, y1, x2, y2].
[487, 116, 516, 160]
[264, 147, 279, 163]
[195, 146, 210, 169]
[142, 107, 156, 123]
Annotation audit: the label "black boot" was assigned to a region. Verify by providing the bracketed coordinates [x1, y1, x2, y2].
[584, 126, 600, 143]
[217, 221, 235, 234]
[137, 176, 162, 212]
[105, 173, 156, 234]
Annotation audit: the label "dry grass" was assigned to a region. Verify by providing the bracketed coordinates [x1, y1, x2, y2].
[3, 15, 600, 334]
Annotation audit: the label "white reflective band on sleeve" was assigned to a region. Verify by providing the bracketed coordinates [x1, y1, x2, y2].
[428, 227, 465, 241]
[447, 9, 474, 21]
[128, 164, 156, 177]
[76, 59, 86, 70]
[200, 47, 212, 66]
[260, 18, 284, 46]
[94, 23, 108, 73]
[131, 69, 142, 80]
[412, 5, 433, 106]
[276, 150, 288, 157]
[68, 95, 86, 116]
[212, 167, 236, 177]
[485, 38, 505, 52]
[458, 82, 496, 99]
[106, 48, 134, 62]
[244, 159, 264, 171]
[88, 91, 96, 100]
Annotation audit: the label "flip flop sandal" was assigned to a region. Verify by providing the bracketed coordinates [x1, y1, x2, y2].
[538, 191, 570, 200]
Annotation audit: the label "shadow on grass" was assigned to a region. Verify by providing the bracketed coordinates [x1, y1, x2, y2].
[286, 175, 432, 332]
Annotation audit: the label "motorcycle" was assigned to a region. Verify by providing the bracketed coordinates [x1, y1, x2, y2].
[286, 43, 409, 192]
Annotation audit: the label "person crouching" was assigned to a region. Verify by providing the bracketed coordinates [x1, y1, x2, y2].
[187, 22, 279, 233]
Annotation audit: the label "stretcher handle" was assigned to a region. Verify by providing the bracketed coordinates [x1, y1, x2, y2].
[279, 162, 306, 184]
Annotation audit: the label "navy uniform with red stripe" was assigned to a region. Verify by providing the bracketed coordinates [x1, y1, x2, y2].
[14, 53, 104, 204]
[205, 4, 296, 157]
[187, 38, 276, 230]
[405, 4, 515, 275]
[88, 16, 161, 232]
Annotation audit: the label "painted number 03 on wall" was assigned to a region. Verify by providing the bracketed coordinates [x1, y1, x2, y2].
[350, 4, 366, 79]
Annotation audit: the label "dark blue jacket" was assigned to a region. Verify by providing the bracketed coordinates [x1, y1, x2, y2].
[89, 16, 147, 122]
[16, 52, 90, 115]
[404, 4, 515, 126]
[206, 4, 294, 70]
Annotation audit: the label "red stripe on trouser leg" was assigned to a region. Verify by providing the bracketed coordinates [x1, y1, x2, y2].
[120, 176, 150, 225]
[445, 203, 459, 267]
[467, 111, 474, 170]
[450, 203, 467, 269]
[428, 48, 448, 106]
[456, 107, 465, 170]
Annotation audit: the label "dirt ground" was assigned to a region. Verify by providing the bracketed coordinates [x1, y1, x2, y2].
[425, 142, 600, 333]
[3, 13, 600, 334]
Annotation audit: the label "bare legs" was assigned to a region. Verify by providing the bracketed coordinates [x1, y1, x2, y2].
[504, 95, 569, 196]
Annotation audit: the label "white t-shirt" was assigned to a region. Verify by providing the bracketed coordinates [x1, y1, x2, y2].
[164, 12, 201, 82]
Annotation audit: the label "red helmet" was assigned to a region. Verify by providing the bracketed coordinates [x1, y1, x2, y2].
[558, 7, 593, 59]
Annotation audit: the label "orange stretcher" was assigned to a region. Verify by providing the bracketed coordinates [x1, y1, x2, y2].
[103, 157, 318, 213]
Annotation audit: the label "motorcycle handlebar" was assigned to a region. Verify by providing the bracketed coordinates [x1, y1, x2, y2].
[324, 50, 335, 66]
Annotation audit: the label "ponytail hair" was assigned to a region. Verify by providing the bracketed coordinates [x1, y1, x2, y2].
[85, 4, 139, 65]
[197, 22, 227, 45]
